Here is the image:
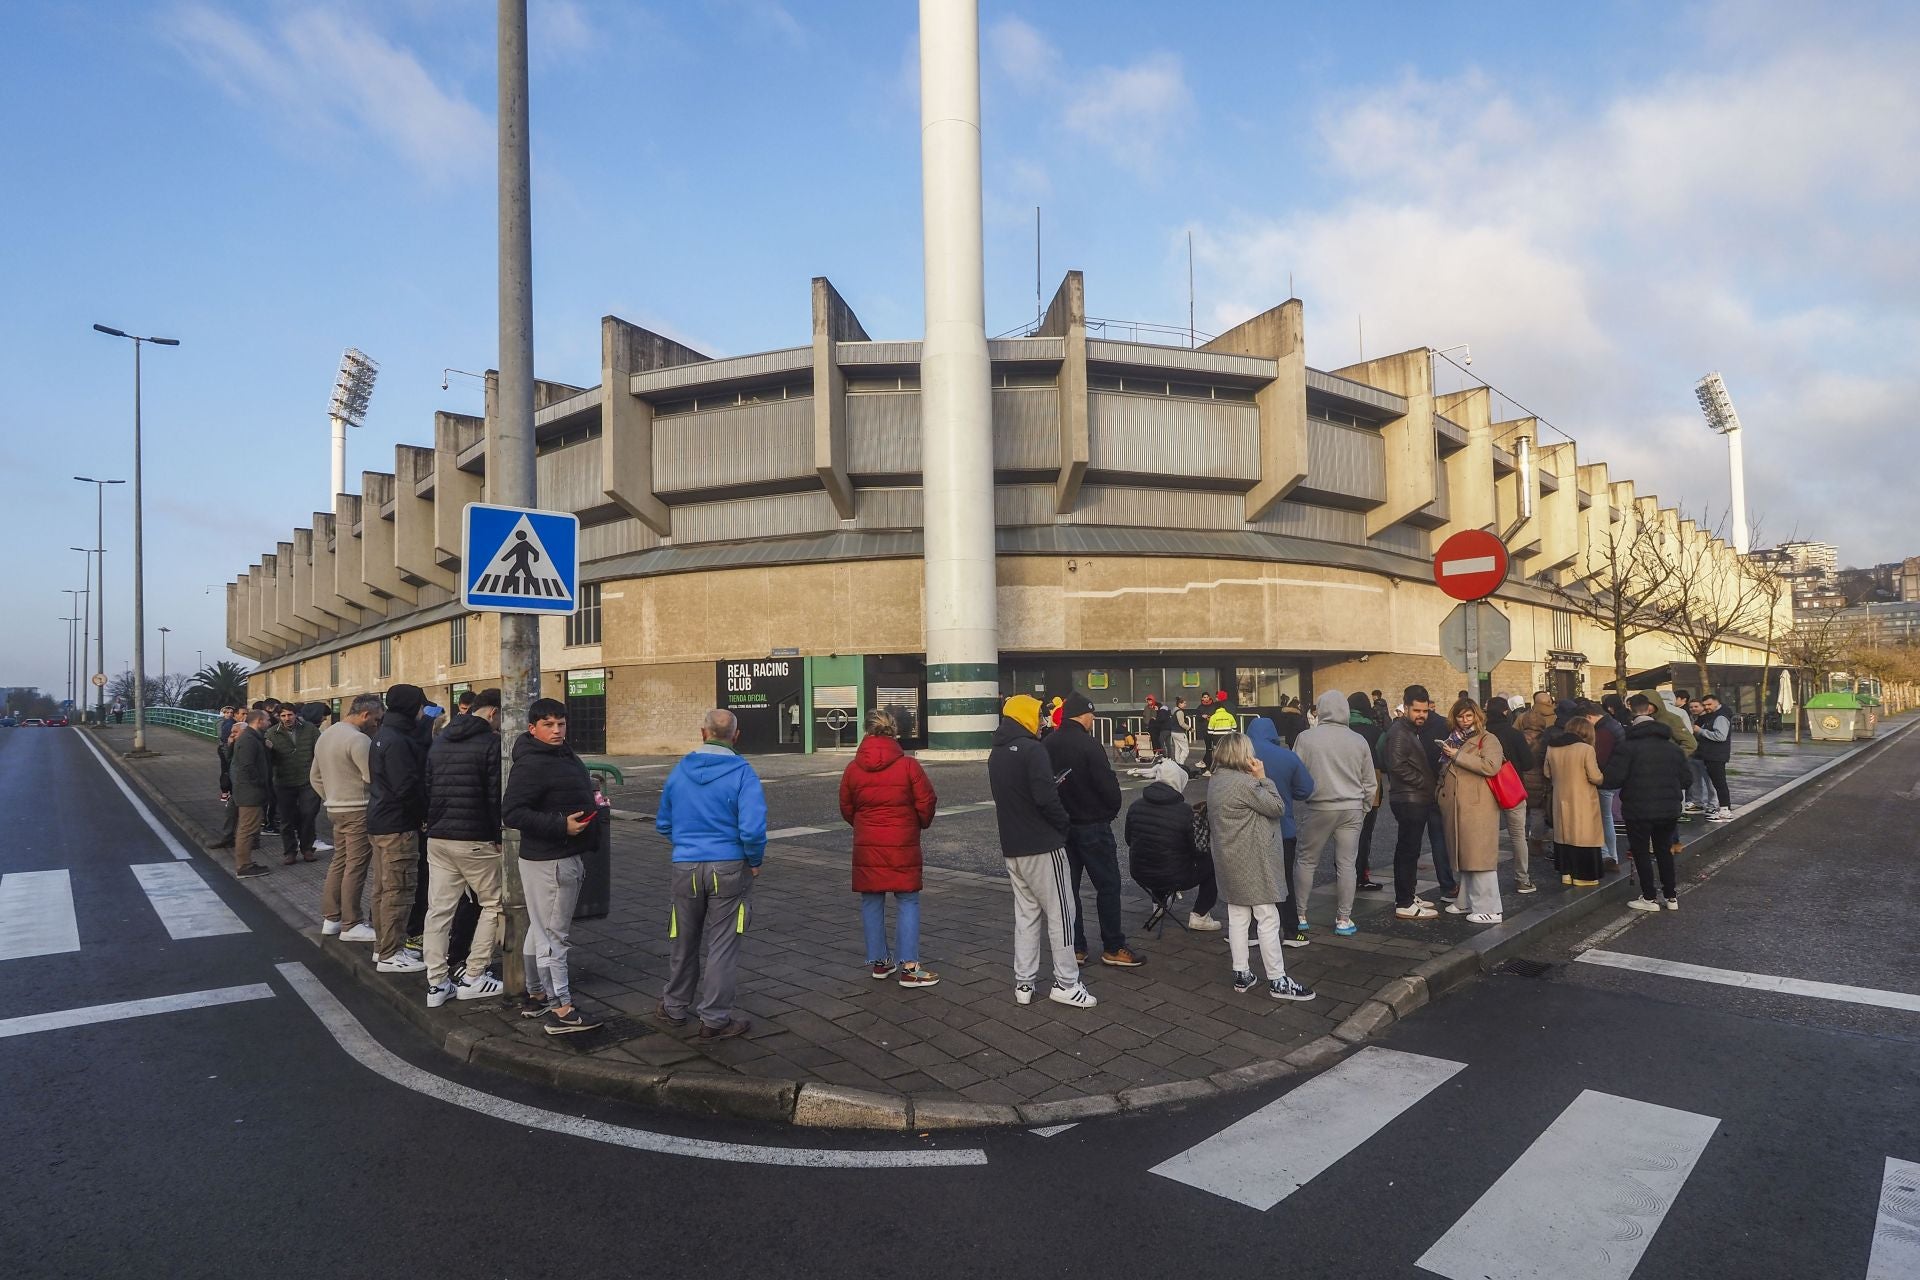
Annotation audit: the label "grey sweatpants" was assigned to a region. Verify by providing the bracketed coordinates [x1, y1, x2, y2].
[662, 859, 754, 1029]
[1295, 803, 1365, 923]
[521, 855, 583, 1006]
[1005, 850, 1081, 988]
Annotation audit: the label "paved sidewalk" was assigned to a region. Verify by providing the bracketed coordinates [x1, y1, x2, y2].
[87, 720, 1887, 1127]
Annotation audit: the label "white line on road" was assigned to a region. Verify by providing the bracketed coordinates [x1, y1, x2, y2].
[1575, 950, 1920, 1013]
[766, 826, 828, 840]
[0, 982, 274, 1039]
[1416, 1089, 1718, 1280]
[0, 870, 81, 962]
[275, 962, 988, 1170]
[74, 731, 193, 860]
[130, 862, 249, 939]
[1151, 1046, 1465, 1210]
[1869, 1157, 1920, 1280]
[1029, 1124, 1078, 1137]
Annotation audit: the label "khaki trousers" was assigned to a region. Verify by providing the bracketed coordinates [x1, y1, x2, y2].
[321, 807, 372, 927]
[423, 838, 504, 986]
[233, 805, 264, 873]
[369, 831, 419, 958]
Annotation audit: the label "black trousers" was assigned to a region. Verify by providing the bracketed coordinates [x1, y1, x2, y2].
[1355, 804, 1379, 880]
[406, 830, 430, 939]
[1557, 842, 1603, 884]
[1390, 800, 1431, 908]
[1278, 836, 1302, 932]
[275, 785, 319, 857]
[1624, 819, 1679, 899]
[1702, 759, 1731, 809]
[1067, 823, 1127, 954]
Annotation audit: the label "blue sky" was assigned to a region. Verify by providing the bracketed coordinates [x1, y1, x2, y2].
[4, 0, 1916, 697]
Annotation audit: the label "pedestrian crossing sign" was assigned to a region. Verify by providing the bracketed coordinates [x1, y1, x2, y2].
[460, 502, 579, 615]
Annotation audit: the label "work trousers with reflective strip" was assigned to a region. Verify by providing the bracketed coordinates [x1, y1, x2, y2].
[662, 858, 754, 1030]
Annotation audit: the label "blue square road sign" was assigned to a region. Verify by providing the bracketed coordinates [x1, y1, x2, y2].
[461, 502, 579, 615]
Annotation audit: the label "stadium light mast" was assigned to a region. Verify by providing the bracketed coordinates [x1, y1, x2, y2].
[1694, 371, 1749, 554]
[329, 348, 379, 502]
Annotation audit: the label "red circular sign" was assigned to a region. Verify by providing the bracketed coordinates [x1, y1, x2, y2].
[1432, 530, 1510, 601]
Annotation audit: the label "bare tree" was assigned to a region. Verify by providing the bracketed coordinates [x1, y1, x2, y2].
[1744, 551, 1790, 757]
[1654, 511, 1776, 700]
[1550, 512, 1683, 698]
[1776, 603, 1850, 743]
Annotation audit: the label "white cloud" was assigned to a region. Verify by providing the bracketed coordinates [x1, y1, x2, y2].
[532, 0, 594, 61]
[987, 15, 1057, 88]
[986, 16, 1191, 175]
[169, 4, 491, 182]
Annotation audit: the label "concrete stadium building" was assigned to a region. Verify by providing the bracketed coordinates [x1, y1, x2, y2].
[226, 272, 1777, 754]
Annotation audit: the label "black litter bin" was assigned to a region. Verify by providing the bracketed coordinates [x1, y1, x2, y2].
[573, 798, 613, 920]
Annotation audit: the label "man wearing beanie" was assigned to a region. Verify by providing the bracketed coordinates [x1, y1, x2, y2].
[366, 683, 430, 972]
[987, 694, 1095, 1009]
[421, 688, 505, 1007]
[1047, 691, 1142, 968]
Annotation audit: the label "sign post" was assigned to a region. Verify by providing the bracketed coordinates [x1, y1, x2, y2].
[1434, 530, 1512, 701]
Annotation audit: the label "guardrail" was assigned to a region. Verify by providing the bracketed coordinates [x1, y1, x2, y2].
[140, 706, 224, 741]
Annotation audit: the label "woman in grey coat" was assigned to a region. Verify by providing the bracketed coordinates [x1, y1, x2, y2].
[1207, 733, 1316, 1002]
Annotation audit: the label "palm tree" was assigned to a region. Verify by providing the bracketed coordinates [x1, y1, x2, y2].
[184, 660, 250, 710]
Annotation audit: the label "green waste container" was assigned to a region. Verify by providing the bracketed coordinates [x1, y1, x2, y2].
[1805, 691, 1861, 742]
[1855, 694, 1881, 739]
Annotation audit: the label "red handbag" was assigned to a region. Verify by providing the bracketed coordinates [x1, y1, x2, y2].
[1488, 756, 1527, 810]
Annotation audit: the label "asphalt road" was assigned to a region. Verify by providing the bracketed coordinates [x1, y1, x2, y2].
[3, 723, 1915, 1279]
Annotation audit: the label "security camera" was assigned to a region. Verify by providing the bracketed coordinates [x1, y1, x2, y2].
[440, 377, 450, 391]
[1462, 353, 1472, 367]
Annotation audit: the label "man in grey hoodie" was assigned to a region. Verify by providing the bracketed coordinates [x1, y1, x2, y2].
[1290, 690, 1379, 937]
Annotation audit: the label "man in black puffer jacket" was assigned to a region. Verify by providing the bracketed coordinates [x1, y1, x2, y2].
[422, 688, 504, 1007]
[1602, 696, 1696, 910]
[1125, 759, 1218, 933]
[986, 694, 1091, 1009]
[1046, 692, 1141, 968]
[367, 684, 430, 971]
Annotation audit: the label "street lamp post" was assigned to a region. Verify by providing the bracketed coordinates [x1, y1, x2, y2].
[71, 551, 94, 716]
[94, 325, 179, 753]
[60, 617, 78, 706]
[72, 480, 122, 723]
[62, 590, 87, 705]
[158, 626, 172, 703]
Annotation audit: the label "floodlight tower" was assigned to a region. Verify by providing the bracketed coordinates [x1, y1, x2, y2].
[329, 348, 379, 501]
[1694, 371, 1749, 554]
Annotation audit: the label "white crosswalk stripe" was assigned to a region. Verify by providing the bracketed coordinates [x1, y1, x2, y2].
[0, 870, 81, 961]
[1151, 1046, 1466, 1210]
[1415, 1089, 1719, 1280]
[1870, 1157, 1920, 1280]
[130, 862, 249, 940]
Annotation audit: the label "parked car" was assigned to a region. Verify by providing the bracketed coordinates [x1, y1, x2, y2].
[0, 715, 17, 727]
[22, 718, 45, 727]
[44, 714, 69, 727]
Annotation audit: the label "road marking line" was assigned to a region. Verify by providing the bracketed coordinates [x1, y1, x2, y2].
[1416, 1089, 1718, 1280]
[1870, 1157, 1920, 1280]
[74, 731, 193, 860]
[766, 826, 828, 840]
[1438, 555, 1497, 576]
[1575, 950, 1920, 1013]
[1151, 1046, 1465, 1210]
[0, 982, 274, 1039]
[1029, 1124, 1078, 1137]
[130, 862, 249, 939]
[274, 962, 987, 1169]
[0, 870, 81, 961]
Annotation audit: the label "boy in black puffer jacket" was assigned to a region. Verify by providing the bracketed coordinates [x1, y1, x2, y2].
[422, 688, 504, 1008]
[1602, 695, 1696, 910]
[1124, 759, 1219, 932]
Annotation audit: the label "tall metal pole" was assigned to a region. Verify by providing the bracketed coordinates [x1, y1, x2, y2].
[330, 414, 347, 506]
[75, 557, 91, 714]
[496, 0, 540, 991]
[73, 478, 123, 723]
[917, 0, 1000, 754]
[60, 617, 77, 705]
[1725, 426, 1749, 556]
[158, 626, 171, 700]
[131, 339, 148, 750]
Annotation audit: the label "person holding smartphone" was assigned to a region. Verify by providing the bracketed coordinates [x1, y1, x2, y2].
[501, 697, 604, 1035]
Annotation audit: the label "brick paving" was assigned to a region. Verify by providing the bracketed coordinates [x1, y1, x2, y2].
[94, 721, 1852, 1111]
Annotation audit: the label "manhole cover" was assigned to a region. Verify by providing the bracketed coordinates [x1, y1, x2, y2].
[1496, 958, 1554, 978]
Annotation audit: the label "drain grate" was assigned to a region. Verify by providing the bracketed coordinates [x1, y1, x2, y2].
[1496, 958, 1554, 978]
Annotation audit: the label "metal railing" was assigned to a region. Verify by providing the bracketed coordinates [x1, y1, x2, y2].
[140, 706, 223, 740]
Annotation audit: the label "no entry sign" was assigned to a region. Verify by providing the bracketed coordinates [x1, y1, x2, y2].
[1433, 530, 1509, 601]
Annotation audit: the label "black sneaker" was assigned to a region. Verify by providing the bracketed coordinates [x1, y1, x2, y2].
[543, 1006, 603, 1035]
[1269, 976, 1316, 1002]
[517, 992, 552, 1019]
[236, 864, 269, 878]
[1232, 969, 1259, 994]
[1356, 880, 1385, 892]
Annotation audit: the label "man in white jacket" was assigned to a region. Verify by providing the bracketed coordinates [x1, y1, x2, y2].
[310, 692, 382, 942]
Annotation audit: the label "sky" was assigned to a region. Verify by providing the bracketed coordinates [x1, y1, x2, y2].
[3, 0, 1916, 698]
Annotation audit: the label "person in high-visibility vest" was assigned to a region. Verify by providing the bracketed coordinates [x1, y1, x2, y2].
[1204, 692, 1238, 773]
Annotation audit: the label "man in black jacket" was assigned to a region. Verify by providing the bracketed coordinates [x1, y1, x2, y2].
[1605, 697, 1696, 909]
[1383, 686, 1444, 918]
[987, 694, 1093, 1009]
[1049, 692, 1142, 968]
[366, 684, 430, 972]
[502, 697, 604, 1035]
[227, 710, 273, 878]
[422, 688, 504, 1008]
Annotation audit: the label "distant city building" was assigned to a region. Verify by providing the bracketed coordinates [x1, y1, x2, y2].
[1775, 540, 1837, 578]
[1795, 599, 1920, 646]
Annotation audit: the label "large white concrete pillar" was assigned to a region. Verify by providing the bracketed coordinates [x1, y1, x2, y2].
[918, 0, 1000, 753]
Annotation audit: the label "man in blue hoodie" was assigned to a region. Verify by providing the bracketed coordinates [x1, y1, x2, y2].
[656, 707, 769, 1040]
[1245, 717, 1315, 945]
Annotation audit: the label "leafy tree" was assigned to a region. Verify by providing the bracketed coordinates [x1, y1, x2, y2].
[185, 660, 250, 709]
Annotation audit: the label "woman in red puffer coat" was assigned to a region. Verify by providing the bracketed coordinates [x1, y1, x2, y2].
[839, 709, 940, 988]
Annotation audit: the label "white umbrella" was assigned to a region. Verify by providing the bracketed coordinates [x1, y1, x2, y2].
[1776, 669, 1794, 713]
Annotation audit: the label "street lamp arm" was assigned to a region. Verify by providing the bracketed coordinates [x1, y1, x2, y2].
[92, 324, 128, 338]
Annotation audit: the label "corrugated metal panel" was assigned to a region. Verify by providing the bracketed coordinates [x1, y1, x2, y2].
[1085, 339, 1274, 381]
[1298, 417, 1386, 505]
[847, 393, 921, 474]
[580, 518, 661, 563]
[995, 485, 1056, 526]
[838, 341, 922, 365]
[534, 386, 602, 427]
[669, 491, 838, 545]
[653, 398, 814, 494]
[1369, 523, 1431, 558]
[630, 347, 809, 396]
[1249, 499, 1367, 543]
[1074, 485, 1244, 530]
[995, 386, 1060, 470]
[854, 487, 922, 529]
[989, 337, 1064, 362]
[1435, 415, 1468, 450]
[536, 441, 605, 514]
[1306, 368, 1408, 416]
[1086, 392, 1258, 481]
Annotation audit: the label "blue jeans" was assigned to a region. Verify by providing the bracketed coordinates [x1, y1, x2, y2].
[1425, 804, 1457, 894]
[1598, 789, 1620, 862]
[861, 891, 919, 965]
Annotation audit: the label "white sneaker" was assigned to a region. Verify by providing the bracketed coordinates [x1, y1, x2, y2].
[376, 951, 426, 973]
[312, 840, 334, 852]
[426, 980, 456, 1008]
[338, 923, 377, 943]
[1186, 912, 1223, 931]
[1627, 897, 1661, 913]
[1709, 807, 1735, 823]
[456, 972, 504, 1000]
[1014, 983, 1035, 1006]
[1662, 896, 1680, 911]
[1445, 900, 1468, 915]
[320, 919, 342, 936]
[1048, 982, 1098, 1009]
[1466, 912, 1503, 924]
